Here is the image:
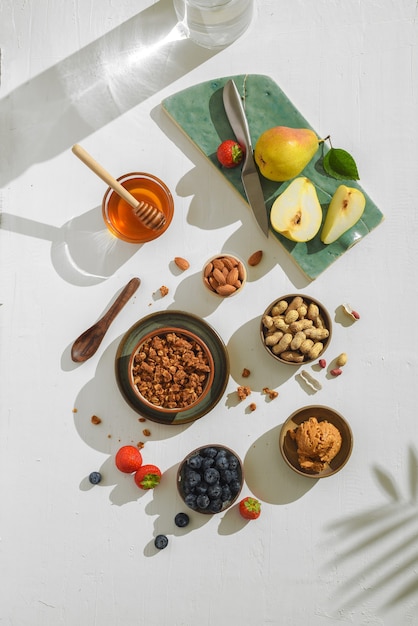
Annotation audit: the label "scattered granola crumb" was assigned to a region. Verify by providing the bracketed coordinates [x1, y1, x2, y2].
[138, 417, 146, 422]
[263, 387, 279, 400]
[142, 429, 151, 437]
[91, 415, 102, 425]
[159, 285, 169, 297]
[237, 385, 251, 400]
[137, 441, 145, 449]
[72, 408, 78, 413]
[249, 402, 257, 411]
[107, 434, 112, 438]
[242, 368, 251, 378]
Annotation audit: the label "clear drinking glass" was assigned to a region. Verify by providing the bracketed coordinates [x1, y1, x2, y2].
[173, 0, 254, 49]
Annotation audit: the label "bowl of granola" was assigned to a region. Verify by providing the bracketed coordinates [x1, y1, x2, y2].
[128, 327, 215, 414]
[260, 294, 332, 365]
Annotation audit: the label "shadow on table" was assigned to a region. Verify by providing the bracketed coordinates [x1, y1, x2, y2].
[0, 0, 220, 187]
[323, 446, 418, 615]
[243, 424, 316, 505]
[70, 334, 195, 451]
[144, 462, 215, 556]
[0, 209, 139, 286]
[152, 106, 312, 290]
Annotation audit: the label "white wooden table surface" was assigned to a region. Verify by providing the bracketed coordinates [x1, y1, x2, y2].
[1, 1, 417, 624]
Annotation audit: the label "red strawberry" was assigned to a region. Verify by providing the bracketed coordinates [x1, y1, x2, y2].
[134, 464, 162, 490]
[115, 446, 143, 474]
[239, 496, 261, 520]
[216, 140, 245, 168]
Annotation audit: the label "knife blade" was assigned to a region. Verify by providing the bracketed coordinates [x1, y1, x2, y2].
[222, 79, 269, 236]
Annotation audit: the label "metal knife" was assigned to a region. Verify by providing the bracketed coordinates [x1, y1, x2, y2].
[222, 79, 269, 236]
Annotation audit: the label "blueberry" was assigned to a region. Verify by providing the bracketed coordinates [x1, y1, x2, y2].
[201, 457, 215, 470]
[196, 494, 210, 509]
[229, 479, 242, 495]
[221, 484, 232, 502]
[227, 455, 239, 470]
[187, 454, 203, 469]
[89, 471, 102, 484]
[174, 512, 190, 527]
[215, 455, 229, 470]
[154, 534, 169, 550]
[224, 469, 237, 483]
[183, 470, 201, 488]
[204, 468, 220, 485]
[208, 498, 223, 513]
[207, 483, 222, 499]
[182, 483, 194, 495]
[184, 493, 198, 509]
[195, 481, 208, 495]
[201, 447, 218, 458]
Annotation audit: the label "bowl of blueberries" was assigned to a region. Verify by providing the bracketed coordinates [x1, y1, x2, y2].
[177, 444, 243, 514]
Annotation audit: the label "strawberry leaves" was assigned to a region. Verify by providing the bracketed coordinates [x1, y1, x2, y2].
[134, 464, 162, 490]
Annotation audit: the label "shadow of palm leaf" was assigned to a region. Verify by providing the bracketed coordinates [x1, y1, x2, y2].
[323, 446, 418, 613]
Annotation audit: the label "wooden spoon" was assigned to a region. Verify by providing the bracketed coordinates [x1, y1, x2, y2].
[71, 144, 166, 231]
[71, 277, 141, 363]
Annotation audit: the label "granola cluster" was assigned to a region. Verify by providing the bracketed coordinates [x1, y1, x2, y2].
[132, 331, 211, 409]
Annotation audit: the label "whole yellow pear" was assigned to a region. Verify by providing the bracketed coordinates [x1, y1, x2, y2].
[254, 127, 319, 182]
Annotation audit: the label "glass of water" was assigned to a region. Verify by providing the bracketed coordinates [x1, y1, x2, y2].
[173, 0, 254, 49]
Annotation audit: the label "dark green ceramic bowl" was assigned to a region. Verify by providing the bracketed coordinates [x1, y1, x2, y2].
[115, 311, 229, 425]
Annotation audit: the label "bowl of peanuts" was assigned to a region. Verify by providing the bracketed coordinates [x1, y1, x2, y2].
[260, 294, 332, 365]
[129, 327, 215, 414]
[202, 253, 247, 298]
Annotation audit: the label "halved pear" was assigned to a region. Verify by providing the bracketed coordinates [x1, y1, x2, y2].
[321, 185, 366, 244]
[270, 177, 322, 242]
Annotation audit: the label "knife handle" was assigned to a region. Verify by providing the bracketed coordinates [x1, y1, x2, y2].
[222, 79, 253, 152]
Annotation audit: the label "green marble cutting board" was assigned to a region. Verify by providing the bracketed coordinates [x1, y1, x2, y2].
[162, 74, 384, 280]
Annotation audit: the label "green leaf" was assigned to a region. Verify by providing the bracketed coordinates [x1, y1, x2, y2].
[323, 148, 360, 180]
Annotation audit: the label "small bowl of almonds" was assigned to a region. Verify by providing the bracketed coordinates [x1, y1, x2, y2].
[202, 254, 247, 298]
[260, 294, 332, 365]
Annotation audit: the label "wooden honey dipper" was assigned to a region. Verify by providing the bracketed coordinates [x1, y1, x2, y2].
[72, 144, 166, 231]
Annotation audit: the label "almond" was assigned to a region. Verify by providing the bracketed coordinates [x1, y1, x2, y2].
[204, 262, 213, 278]
[212, 258, 225, 270]
[223, 256, 237, 270]
[226, 267, 239, 285]
[216, 284, 236, 296]
[212, 268, 226, 285]
[174, 256, 190, 271]
[248, 250, 263, 266]
[237, 261, 246, 281]
[208, 276, 220, 291]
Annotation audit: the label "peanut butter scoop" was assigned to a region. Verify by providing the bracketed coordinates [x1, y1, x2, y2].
[290, 416, 342, 473]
